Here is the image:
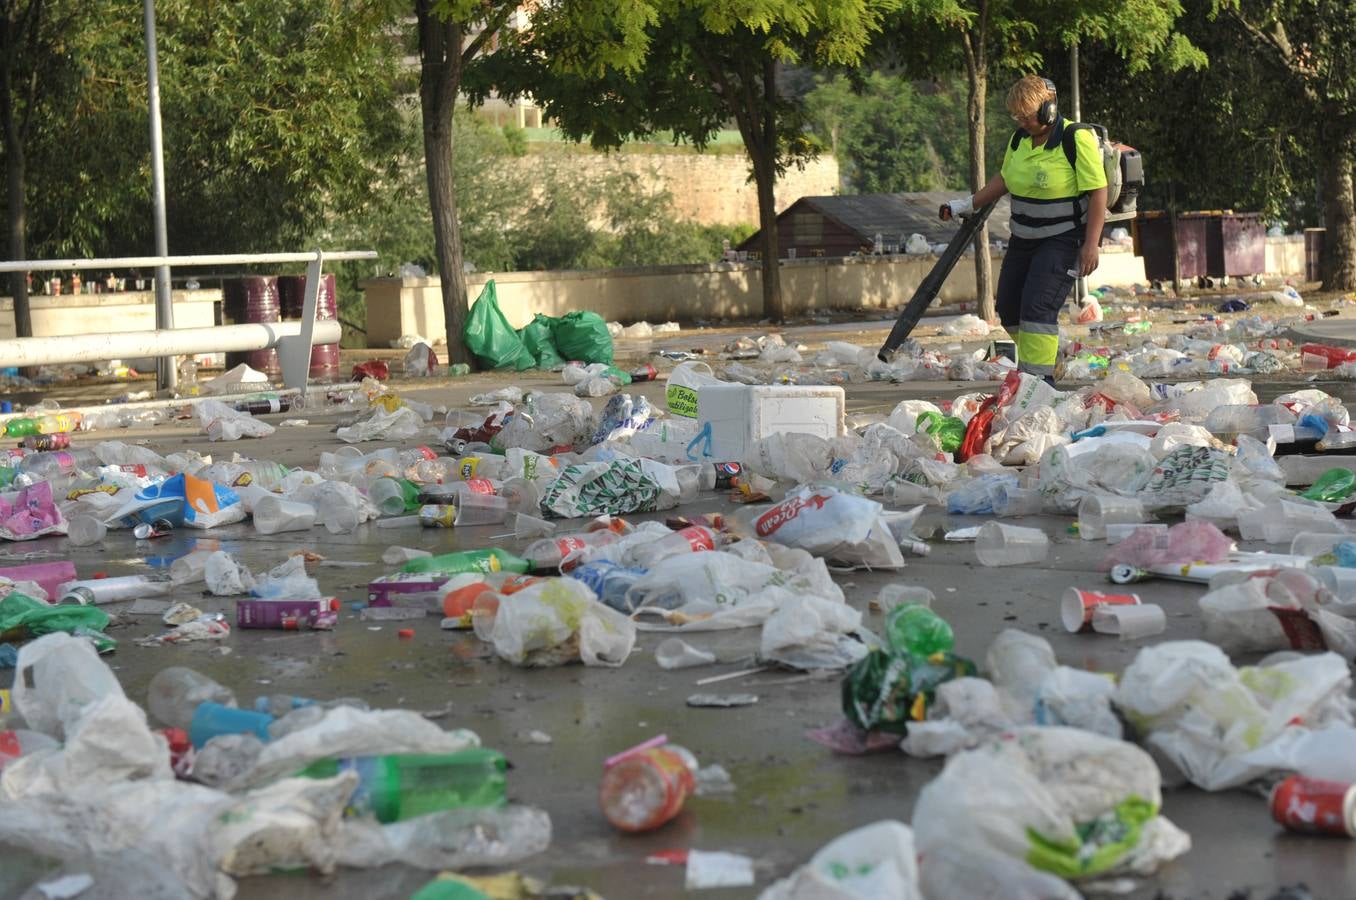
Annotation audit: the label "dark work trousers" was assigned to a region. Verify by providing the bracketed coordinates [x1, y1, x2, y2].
[995, 231, 1081, 381]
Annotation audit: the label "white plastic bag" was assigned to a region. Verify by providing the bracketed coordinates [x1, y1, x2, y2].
[472, 577, 635, 667]
[759, 594, 867, 670]
[336, 405, 424, 443]
[760, 821, 922, 900]
[666, 361, 723, 418]
[197, 399, 276, 442]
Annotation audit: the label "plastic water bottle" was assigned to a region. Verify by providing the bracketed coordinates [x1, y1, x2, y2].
[19, 449, 99, 480]
[599, 744, 698, 832]
[522, 531, 622, 573]
[146, 666, 237, 732]
[883, 604, 954, 656]
[627, 526, 719, 569]
[300, 749, 507, 823]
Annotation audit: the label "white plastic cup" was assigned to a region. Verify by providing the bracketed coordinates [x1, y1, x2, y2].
[875, 584, 936, 613]
[253, 496, 317, 534]
[1061, 587, 1141, 633]
[992, 485, 1043, 517]
[512, 512, 556, 539]
[1078, 495, 1145, 540]
[67, 515, 107, 547]
[453, 492, 510, 527]
[1290, 531, 1353, 557]
[1091, 603, 1166, 640]
[368, 477, 409, 516]
[501, 477, 540, 514]
[975, 522, 1049, 566]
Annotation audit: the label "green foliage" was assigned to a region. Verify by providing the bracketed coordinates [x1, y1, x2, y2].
[804, 72, 1012, 192]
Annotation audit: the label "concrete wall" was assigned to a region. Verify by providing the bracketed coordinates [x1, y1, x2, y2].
[0, 289, 220, 341]
[363, 246, 1153, 346]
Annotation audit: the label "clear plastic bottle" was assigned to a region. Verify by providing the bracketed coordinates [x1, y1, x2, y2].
[300, 749, 507, 823]
[599, 744, 697, 832]
[522, 531, 622, 573]
[147, 666, 238, 732]
[37, 412, 81, 435]
[883, 604, 954, 656]
[18, 449, 100, 480]
[253, 694, 370, 717]
[626, 526, 718, 569]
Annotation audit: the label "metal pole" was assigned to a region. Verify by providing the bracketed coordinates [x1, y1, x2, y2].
[144, 0, 176, 393]
[1070, 41, 1088, 306]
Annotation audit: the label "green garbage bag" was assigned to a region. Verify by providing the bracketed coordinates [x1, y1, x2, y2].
[551, 311, 614, 365]
[0, 592, 115, 652]
[463, 281, 534, 371]
[519, 314, 567, 370]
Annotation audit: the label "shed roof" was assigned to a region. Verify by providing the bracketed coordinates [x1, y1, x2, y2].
[794, 191, 1012, 244]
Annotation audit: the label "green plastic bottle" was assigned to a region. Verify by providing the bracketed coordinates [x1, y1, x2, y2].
[883, 603, 954, 656]
[5, 418, 38, 437]
[401, 547, 532, 575]
[300, 749, 507, 823]
[1301, 468, 1356, 503]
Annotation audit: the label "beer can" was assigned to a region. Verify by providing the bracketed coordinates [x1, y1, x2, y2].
[1270, 775, 1356, 836]
[58, 586, 97, 606]
[1109, 564, 1150, 584]
[418, 504, 456, 528]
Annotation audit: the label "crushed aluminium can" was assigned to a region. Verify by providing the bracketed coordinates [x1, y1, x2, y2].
[1109, 564, 1151, 585]
[1270, 775, 1356, 836]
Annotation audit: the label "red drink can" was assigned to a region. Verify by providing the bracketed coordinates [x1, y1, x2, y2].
[1270, 775, 1356, 836]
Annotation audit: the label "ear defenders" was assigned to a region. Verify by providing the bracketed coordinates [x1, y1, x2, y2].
[1036, 77, 1058, 126]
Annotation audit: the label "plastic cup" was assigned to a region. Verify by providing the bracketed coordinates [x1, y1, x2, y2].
[992, 485, 1043, 517]
[252, 496, 317, 534]
[454, 492, 510, 527]
[1061, 587, 1141, 633]
[1290, 531, 1353, 557]
[67, 515, 107, 546]
[501, 477, 540, 514]
[975, 522, 1049, 566]
[1078, 495, 1145, 540]
[875, 584, 935, 613]
[1105, 523, 1168, 545]
[369, 477, 410, 516]
[1091, 603, 1166, 640]
[512, 512, 556, 539]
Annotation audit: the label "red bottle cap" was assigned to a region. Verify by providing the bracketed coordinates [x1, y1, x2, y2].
[398, 628, 415, 639]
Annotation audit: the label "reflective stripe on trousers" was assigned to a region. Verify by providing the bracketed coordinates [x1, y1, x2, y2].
[995, 233, 1081, 379]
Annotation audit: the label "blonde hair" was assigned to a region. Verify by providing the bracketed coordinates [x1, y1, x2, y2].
[1007, 75, 1054, 117]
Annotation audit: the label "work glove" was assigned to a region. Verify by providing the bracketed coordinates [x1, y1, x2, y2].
[938, 196, 974, 221]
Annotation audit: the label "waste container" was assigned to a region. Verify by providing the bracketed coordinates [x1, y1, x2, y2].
[1204, 212, 1265, 280]
[277, 273, 340, 379]
[222, 276, 280, 377]
[1134, 211, 1208, 284]
[1305, 228, 1326, 283]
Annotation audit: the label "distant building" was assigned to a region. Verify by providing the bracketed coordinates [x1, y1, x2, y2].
[737, 192, 1012, 258]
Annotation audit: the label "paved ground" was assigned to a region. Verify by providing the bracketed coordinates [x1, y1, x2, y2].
[7, 307, 1356, 899]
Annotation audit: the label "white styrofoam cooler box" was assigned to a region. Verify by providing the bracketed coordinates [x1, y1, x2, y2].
[696, 384, 846, 461]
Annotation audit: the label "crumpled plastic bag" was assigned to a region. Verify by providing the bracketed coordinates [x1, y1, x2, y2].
[760, 594, 868, 670]
[0, 480, 66, 541]
[1136, 445, 1232, 510]
[1198, 568, 1356, 658]
[743, 432, 837, 483]
[939, 314, 990, 336]
[988, 406, 1069, 466]
[912, 727, 1189, 896]
[759, 820, 922, 900]
[628, 548, 842, 631]
[1036, 441, 1157, 512]
[204, 551, 256, 596]
[336, 405, 424, 443]
[251, 555, 322, 600]
[471, 577, 635, 667]
[401, 342, 439, 377]
[197, 399, 276, 441]
[540, 458, 681, 518]
[335, 804, 551, 873]
[1103, 520, 1234, 570]
[737, 486, 903, 569]
[1113, 641, 1353, 790]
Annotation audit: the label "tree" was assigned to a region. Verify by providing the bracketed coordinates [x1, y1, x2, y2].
[881, 0, 1204, 320]
[414, 0, 519, 367]
[0, 0, 104, 337]
[482, 0, 899, 323]
[1219, 1, 1356, 290]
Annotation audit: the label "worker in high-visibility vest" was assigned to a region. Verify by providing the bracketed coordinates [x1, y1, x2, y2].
[942, 75, 1108, 383]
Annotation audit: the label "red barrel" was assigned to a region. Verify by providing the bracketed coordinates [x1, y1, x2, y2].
[278, 273, 340, 379]
[223, 276, 281, 377]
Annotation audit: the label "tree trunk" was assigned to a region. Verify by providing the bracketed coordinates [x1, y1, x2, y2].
[756, 61, 783, 322]
[4, 124, 31, 338]
[416, 3, 472, 367]
[1322, 135, 1356, 292]
[965, 52, 993, 321]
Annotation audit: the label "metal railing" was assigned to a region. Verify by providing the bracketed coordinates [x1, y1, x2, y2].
[0, 249, 376, 392]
